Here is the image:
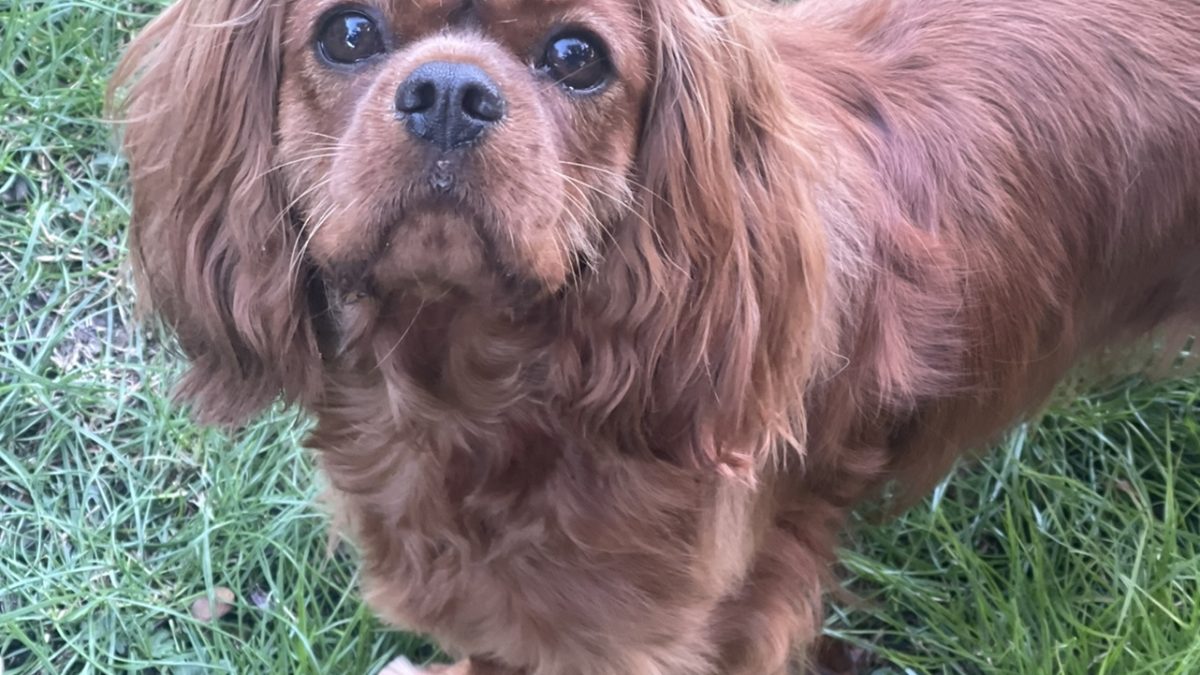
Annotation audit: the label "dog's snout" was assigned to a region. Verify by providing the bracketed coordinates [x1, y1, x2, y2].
[395, 62, 506, 150]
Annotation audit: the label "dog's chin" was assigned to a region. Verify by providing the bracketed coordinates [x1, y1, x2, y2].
[320, 202, 569, 310]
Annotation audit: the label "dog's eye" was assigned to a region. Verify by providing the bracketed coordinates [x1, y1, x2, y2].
[318, 10, 385, 65]
[541, 32, 610, 93]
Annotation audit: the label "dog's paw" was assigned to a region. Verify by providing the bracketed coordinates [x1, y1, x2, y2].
[378, 657, 423, 675]
[377, 658, 470, 675]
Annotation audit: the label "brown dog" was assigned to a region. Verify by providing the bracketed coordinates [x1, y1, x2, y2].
[111, 0, 1200, 672]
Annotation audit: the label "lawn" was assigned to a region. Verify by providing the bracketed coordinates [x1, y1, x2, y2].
[1, 2, 1198, 674]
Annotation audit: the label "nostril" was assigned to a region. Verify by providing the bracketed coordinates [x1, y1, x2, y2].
[396, 61, 506, 149]
[461, 84, 505, 122]
[397, 79, 438, 114]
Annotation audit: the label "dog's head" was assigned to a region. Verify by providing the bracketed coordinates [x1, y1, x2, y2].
[279, 0, 644, 297]
[114, 0, 826, 473]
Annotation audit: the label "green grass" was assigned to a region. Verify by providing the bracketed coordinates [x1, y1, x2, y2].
[1, 2, 1197, 674]
[831, 382, 1200, 674]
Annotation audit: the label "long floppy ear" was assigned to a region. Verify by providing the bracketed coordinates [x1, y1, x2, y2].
[628, 0, 828, 477]
[110, 0, 321, 426]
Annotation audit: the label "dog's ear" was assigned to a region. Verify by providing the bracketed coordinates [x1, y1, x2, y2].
[110, 0, 321, 426]
[627, 0, 828, 478]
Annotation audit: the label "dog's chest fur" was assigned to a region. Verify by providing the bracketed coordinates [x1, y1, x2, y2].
[310, 335, 763, 671]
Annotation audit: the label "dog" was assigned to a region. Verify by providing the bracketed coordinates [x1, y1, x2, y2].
[111, 0, 1200, 672]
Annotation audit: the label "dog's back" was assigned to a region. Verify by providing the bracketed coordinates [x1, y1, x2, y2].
[776, 0, 1200, 491]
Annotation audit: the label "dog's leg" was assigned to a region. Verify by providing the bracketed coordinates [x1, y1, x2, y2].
[710, 505, 844, 675]
[378, 511, 840, 675]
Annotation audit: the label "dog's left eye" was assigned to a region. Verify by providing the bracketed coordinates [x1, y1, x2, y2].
[317, 10, 385, 65]
[541, 32, 611, 93]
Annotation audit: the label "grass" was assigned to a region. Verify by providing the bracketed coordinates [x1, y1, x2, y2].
[0, 1, 1197, 674]
[831, 381, 1200, 674]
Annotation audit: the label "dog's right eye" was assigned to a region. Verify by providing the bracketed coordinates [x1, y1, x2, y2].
[317, 10, 385, 65]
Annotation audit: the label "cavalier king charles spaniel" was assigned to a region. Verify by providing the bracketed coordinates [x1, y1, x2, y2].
[112, 0, 1199, 672]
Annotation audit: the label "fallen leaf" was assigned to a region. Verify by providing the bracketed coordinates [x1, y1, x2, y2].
[191, 587, 236, 622]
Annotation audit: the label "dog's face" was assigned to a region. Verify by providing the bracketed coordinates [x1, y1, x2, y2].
[114, 0, 824, 473]
[278, 0, 647, 300]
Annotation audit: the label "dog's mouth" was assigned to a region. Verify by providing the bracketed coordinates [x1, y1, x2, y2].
[313, 196, 566, 309]
[302, 138, 582, 306]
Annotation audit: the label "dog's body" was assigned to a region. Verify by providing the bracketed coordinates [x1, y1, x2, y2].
[113, 0, 1200, 673]
[787, 0, 1200, 497]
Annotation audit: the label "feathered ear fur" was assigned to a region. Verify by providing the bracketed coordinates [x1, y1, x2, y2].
[612, 0, 829, 477]
[110, 0, 320, 425]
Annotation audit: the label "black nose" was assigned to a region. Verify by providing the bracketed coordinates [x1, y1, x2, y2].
[395, 62, 506, 151]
